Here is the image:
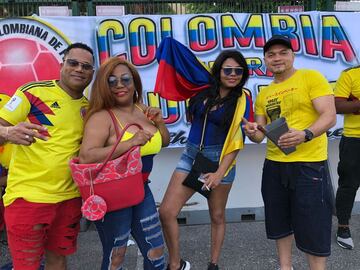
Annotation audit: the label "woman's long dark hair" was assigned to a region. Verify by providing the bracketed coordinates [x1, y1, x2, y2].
[188, 50, 249, 132]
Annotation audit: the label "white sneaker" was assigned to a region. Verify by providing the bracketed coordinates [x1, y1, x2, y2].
[337, 227, 354, 250]
[179, 259, 191, 270]
[166, 259, 191, 270]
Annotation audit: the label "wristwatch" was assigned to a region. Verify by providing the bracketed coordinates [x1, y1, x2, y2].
[303, 129, 314, 142]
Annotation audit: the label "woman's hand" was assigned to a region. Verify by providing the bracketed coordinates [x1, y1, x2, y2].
[144, 107, 164, 126]
[131, 129, 153, 146]
[202, 171, 224, 190]
[141, 105, 170, 147]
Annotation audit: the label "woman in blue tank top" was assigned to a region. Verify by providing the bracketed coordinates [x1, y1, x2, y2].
[159, 50, 253, 270]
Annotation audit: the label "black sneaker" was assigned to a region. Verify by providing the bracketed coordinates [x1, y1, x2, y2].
[166, 259, 191, 270]
[336, 226, 354, 250]
[208, 262, 219, 270]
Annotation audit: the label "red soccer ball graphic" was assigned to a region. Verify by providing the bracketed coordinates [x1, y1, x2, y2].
[0, 38, 61, 96]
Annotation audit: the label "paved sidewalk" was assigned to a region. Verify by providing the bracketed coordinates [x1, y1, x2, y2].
[2, 216, 360, 269]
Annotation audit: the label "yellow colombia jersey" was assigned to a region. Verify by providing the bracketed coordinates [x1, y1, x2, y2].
[334, 66, 360, 138]
[0, 80, 88, 206]
[0, 93, 12, 169]
[255, 69, 333, 162]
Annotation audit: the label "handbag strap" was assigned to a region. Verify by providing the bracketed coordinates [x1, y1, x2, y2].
[199, 106, 210, 151]
[108, 110, 121, 139]
[96, 110, 143, 173]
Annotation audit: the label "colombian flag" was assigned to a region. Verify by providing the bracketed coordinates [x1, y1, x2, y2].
[154, 37, 212, 101]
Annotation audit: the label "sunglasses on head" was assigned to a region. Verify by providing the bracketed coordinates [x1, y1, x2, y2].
[222, 67, 244, 76]
[65, 59, 94, 71]
[108, 74, 133, 88]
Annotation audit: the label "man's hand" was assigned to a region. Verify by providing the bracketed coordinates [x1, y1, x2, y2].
[4, 122, 48, 146]
[242, 117, 259, 137]
[278, 128, 305, 148]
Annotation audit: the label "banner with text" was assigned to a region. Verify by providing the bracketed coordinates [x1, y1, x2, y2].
[0, 12, 358, 146]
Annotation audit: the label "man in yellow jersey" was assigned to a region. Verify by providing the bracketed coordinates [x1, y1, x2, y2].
[0, 43, 94, 270]
[334, 66, 360, 250]
[243, 35, 336, 270]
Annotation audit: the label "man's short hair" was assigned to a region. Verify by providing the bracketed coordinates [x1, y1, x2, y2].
[63, 42, 94, 61]
[263, 35, 293, 55]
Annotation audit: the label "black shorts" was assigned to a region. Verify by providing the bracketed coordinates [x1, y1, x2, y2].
[261, 159, 333, 257]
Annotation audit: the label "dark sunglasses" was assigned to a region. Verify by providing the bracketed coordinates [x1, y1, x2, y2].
[108, 74, 133, 87]
[65, 59, 94, 71]
[222, 67, 244, 76]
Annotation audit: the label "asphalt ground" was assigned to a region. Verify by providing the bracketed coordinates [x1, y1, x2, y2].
[2, 215, 360, 269]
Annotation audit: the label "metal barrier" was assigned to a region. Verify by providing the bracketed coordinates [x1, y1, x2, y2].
[0, 0, 76, 17]
[0, 0, 336, 18]
[89, 0, 314, 15]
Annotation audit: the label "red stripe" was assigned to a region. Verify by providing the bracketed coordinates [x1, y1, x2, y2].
[155, 61, 210, 101]
[24, 92, 54, 115]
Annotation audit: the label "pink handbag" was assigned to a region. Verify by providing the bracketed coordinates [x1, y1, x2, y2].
[69, 116, 144, 221]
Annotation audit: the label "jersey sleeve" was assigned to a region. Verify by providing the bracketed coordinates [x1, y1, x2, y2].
[306, 70, 333, 100]
[254, 89, 266, 116]
[334, 71, 351, 98]
[0, 89, 31, 125]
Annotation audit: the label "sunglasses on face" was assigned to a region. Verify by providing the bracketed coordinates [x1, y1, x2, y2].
[108, 74, 133, 88]
[65, 59, 94, 71]
[222, 67, 244, 76]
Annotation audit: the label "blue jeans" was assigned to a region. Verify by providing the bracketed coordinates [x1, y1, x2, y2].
[95, 184, 165, 270]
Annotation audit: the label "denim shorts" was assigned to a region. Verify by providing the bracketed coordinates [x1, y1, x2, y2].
[261, 159, 333, 257]
[175, 142, 235, 184]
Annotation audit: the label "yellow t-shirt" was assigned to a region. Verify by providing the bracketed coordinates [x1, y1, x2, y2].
[334, 66, 360, 138]
[255, 69, 333, 162]
[0, 80, 88, 206]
